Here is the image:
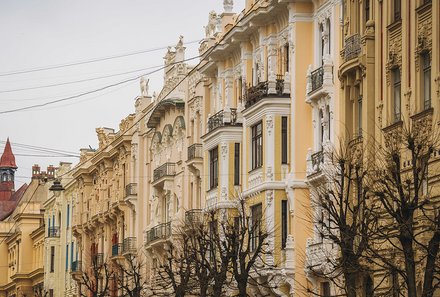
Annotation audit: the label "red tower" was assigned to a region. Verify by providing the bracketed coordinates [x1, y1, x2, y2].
[0, 138, 17, 200]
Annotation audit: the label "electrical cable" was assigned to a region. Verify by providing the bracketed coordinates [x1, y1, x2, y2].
[0, 39, 200, 77]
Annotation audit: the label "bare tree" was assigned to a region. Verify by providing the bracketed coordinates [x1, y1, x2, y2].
[77, 254, 114, 297]
[155, 232, 196, 297]
[113, 252, 148, 297]
[306, 139, 377, 297]
[33, 284, 48, 297]
[370, 117, 440, 297]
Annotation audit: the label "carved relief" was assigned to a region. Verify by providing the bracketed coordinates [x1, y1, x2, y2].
[220, 142, 228, 160]
[386, 35, 402, 86]
[266, 115, 274, 136]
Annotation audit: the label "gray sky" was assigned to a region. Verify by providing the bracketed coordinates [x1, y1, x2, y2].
[0, 0, 245, 187]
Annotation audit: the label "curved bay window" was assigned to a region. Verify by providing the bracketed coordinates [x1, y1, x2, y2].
[251, 122, 263, 170]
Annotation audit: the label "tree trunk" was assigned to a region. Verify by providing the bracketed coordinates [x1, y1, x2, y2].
[400, 237, 418, 297]
[421, 229, 440, 297]
[344, 268, 358, 297]
[237, 280, 248, 297]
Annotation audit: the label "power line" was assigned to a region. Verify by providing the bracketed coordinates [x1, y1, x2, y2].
[0, 64, 164, 94]
[0, 140, 80, 156]
[0, 39, 200, 77]
[0, 55, 201, 114]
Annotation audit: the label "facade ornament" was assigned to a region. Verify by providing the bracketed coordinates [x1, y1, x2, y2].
[223, 0, 233, 13]
[220, 142, 228, 160]
[266, 115, 274, 136]
[140, 77, 149, 97]
[220, 186, 228, 201]
[266, 166, 274, 181]
[266, 190, 274, 207]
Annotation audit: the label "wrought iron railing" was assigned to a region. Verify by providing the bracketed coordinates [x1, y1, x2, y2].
[343, 34, 361, 61]
[348, 134, 363, 147]
[48, 226, 60, 238]
[153, 163, 176, 182]
[145, 222, 171, 244]
[185, 209, 203, 226]
[311, 151, 324, 173]
[111, 243, 122, 257]
[244, 82, 268, 109]
[125, 183, 137, 197]
[207, 109, 238, 133]
[92, 253, 104, 267]
[188, 143, 202, 160]
[310, 66, 324, 93]
[71, 260, 82, 272]
[123, 237, 137, 254]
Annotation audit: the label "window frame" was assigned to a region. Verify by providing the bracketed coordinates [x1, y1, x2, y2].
[281, 117, 288, 164]
[422, 52, 431, 110]
[250, 203, 262, 251]
[392, 68, 402, 122]
[234, 143, 240, 185]
[209, 146, 219, 189]
[251, 122, 263, 170]
[281, 200, 288, 249]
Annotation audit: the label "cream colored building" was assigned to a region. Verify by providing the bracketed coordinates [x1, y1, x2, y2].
[43, 162, 78, 297]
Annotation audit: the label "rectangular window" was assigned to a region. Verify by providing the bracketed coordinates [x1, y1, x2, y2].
[393, 0, 401, 21]
[365, 0, 370, 23]
[282, 117, 288, 164]
[251, 204, 262, 251]
[48, 217, 51, 234]
[49, 289, 54, 297]
[321, 282, 331, 297]
[281, 200, 288, 249]
[50, 246, 55, 273]
[66, 204, 70, 228]
[66, 244, 69, 271]
[393, 68, 401, 122]
[422, 53, 431, 110]
[284, 44, 289, 74]
[358, 96, 363, 135]
[251, 122, 263, 170]
[71, 242, 74, 268]
[234, 143, 240, 185]
[209, 147, 218, 189]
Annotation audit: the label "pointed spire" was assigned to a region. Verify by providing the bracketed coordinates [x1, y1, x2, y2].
[0, 138, 17, 169]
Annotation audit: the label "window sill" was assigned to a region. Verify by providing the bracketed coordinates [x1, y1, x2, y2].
[387, 19, 402, 31]
[411, 107, 433, 121]
[248, 166, 263, 174]
[416, 1, 431, 14]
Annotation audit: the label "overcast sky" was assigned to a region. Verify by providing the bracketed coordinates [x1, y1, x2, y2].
[0, 0, 245, 187]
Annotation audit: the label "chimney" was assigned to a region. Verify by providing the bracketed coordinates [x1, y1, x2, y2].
[32, 164, 41, 179]
[47, 165, 55, 179]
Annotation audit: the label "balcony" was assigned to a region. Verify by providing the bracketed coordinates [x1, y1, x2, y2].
[311, 151, 324, 173]
[125, 183, 137, 204]
[244, 74, 290, 110]
[309, 66, 324, 94]
[111, 243, 122, 257]
[185, 209, 203, 226]
[48, 226, 60, 238]
[122, 237, 137, 254]
[187, 143, 202, 161]
[306, 148, 329, 181]
[305, 239, 335, 274]
[71, 260, 82, 273]
[343, 33, 361, 61]
[153, 163, 176, 184]
[92, 253, 104, 267]
[206, 108, 240, 134]
[145, 222, 171, 245]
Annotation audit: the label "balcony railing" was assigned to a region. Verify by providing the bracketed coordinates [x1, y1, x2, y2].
[112, 243, 122, 257]
[122, 237, 137, 254]
[153, 163, 176, 182]
[343, 34, 361, 61]
[92, 253, 104, 267]
[125, 183, 137, 197]
[145, 222, 171, 244]
[244, 82, 268, 109]
[207, 109, 238, 133]
[188, 143, 203, 161]
[185, 209, 203, 226]
[309, 66, 324, 94]
[71, 260, 82, 272]
[48, 226, 60, 238]
[311, 151, 324, 173]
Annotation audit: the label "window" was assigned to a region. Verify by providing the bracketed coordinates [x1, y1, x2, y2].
[281, 200, 288, 249]
[422, 53, 431, 110]
[209, 147, 218, 189]
[50, 246, 55, 273]
[250, 204, 262, 251]
[393, 0, 401, 21]
[321, 282, 331, 297]
[234, 143, 240, 185]
[393, 68, 401, 122]
[358, 96, 363, 135]
[66, 244, 69, 271]
[365, 0, 370, 23]
[282, 117, 288, 164]
[251, 122, 263, 169]
[284, 44, 289, 74]
[70, 243, 74, 268]
[49, 289, 54, 297]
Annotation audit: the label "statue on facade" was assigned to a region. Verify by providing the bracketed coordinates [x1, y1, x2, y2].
[140, 77, 149, 97]
[224, 0, 233, 13]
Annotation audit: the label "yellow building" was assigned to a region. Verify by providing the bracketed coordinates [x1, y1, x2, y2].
[0, 166, 54, 297]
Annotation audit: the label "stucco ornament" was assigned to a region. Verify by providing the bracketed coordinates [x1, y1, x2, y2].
[220, 142, 228, 160]
[266, 115, 274, 136]
[223, 0, 233, 12]
[140, 77, 149, 97]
